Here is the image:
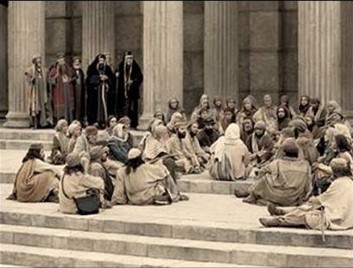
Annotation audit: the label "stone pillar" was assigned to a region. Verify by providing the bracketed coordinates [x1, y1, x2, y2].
[0, 4, 7, 118]
[82, 1, 115, 71]
[298, 1, 342, 105]
[204, 1, 239, 101]
[4, 1, 45, 128]
[140, 1, 183, 129]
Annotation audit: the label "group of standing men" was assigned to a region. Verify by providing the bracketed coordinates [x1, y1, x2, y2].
[25, 51, 143, 130]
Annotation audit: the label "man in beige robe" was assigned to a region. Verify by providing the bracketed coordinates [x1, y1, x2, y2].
[260, 158, 353, 231]
[8, 143, 63, 203]
[111, 148, 187, 206]
[235, 138, 312, 206]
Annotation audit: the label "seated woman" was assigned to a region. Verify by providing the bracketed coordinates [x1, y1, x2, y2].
[67, 121, 82, 154]
[7, 143, 63, 203]
[49, 119, 69, 165]
[165, 97, 187, 124]
[111, 148, 188, 205]
[190, 94, 212, 122]
[236, 95, 258, 127]
[218, 107, 235, 135]
[210, 96, 224, 125]
[279, 95, 296, 119]
[298, 95, 311, 117]
[59, 153, 111, 214]
[225, 97, 239, 120]
[209, 123, 250, 181]
[276, 106, 291, 131]
[235, 138, 312, 207]
[166, 111, 185, 137]
[97, 115, 117, 143]
[107, 123, 133, 164]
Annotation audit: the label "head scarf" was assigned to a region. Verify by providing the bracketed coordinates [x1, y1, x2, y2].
[224, 123, 241, 145]
[112, 123, 128, 142]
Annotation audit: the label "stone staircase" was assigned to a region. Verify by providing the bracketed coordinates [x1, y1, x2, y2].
[0, 127, 353, 267]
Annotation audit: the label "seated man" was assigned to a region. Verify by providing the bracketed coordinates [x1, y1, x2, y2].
[49, 119, 69, 165]
[88, 146, 115, 201]
[260, 158, 353, 231]
[107, 123, 133, 164]
[209, 123, 250, 181]
[196, 117, 220, 154]
[111, 148, 188, 205]
[184, 121, 210, 170]
[8, 143, 63, 203]
[59, 153, 111, 214]
[235, 138, 312, 207]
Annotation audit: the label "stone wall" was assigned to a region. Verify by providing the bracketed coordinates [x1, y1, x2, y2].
[0, 4, 7, 118]
[36, 1, 299, 115]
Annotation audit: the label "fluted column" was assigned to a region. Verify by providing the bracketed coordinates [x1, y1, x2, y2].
[298, 1, 342, 105]
[204, 1, 239, 100]
[4, 1, 45, 128]
[82, 1, 115, 70]
[140, 1, 183, 129]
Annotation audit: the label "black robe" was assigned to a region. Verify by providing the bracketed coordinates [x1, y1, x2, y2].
[72, 68, 86, 124]
[86, 56, 115, 126]
[116, 60, 143, 117]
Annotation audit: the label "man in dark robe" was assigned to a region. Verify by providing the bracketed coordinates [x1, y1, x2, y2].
[48, 52, 76, 124]
[72, 57, 86, 126]
[116, 51, 143, 129]
[196, 117, 220, 154]
[25, 54, 53, 128]
[86, 54, 115, 128]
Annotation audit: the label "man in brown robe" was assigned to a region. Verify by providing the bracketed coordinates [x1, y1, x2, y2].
[260, 158, 353, 230]
[48, 52, 76, 124]
[253, 94, 277, 134]
[8, 143, 63, 203]
[236, 138, 312, 207]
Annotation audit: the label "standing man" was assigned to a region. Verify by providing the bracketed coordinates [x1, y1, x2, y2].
[72, 57, 86, 126]
[48, 52, 76, 124]
[86, 54, 115, 128]
[25, 54, 53, 128]
[116, 51, 143, 130]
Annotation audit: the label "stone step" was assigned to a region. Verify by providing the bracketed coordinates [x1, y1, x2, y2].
[0, 139, 53, 151]
[1, 224, 352, 267]
[0, 195, 351, 250]
[0, 243, 240, 268]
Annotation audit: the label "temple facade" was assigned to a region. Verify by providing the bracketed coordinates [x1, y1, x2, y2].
[0, 1, 352, 128]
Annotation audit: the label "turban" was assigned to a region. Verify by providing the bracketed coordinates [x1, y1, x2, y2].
[85, 126, 98, 136]
[89, 146, 104, 161]
[289, 119, 307, 133]
[118, 116, 131, 125]
[282, 138, 299, 155]
[128, 148, 141, 160]
[330, 158, 350, 172]
[68, 122, 80, 136]
[66, 153, 81, 167]
[254, 120, 266, 130]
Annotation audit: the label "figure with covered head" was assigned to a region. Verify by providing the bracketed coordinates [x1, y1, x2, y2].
[116, 51, 143, 129]
[86, 54, 115, 127]
[71, 56, 86, 125]
[25, 54, 53, 128]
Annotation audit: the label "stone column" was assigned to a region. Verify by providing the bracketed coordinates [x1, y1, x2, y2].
[0, 4, 7, 118]
[298, 1, 342, 105]
[4, 1, 45, 128]
[140, 1, 183, 129]
[204, 1, 239, 101]
[82, 1, 115, 71]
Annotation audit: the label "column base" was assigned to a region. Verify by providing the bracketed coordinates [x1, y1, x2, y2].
[138, 112, 155, 131]
[3, 111, 30, 128]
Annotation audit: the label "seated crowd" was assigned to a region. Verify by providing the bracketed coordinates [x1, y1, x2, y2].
[7, 94, 353, 232]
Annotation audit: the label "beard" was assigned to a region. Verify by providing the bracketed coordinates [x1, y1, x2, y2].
[177, 132, 186, 139]
[205, 128, 213, 135]
[189, 131, 197, 138]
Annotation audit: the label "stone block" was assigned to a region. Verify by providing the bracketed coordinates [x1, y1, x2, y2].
[124, 240, 148, 256]
[249, 1, 279, 11]
[143, 223, 173, 238]
[72, 18, 82, 55]
[178, 180, 190, 193]
[45, 18, 71, 55]
[189, 180, 212, 194]
[283, 1, 298, 10]
[238, 2, 249, 11]
[266, 252, 288, 266]
[102, 219, 125, 233]
[62, 217, 89, 231]
[92, 239, 125, 255]
[250, 12, 280, 50]
[124, 222, 145, 235]
[184, 14, 204, 52]
[116, 16, 142, 52]
[184, 1, 204, 14]
[282, 11, 298, 50]
[283, 52, 298, 93]
[250, 52, 279, 91]
[0, 231, 13, 243]
[1, 212, 31, 226]
[239, 52, 250, 92]
[71, 1, 82, 17]
[88, 219, 104, 232]
[184, 51, 203, 89]
[286, 254, 321, 267]
[67, 236, 93, 251]
[14, 232, 52, 248]
[115, 1, 142, 16]
[45, 2, 67, 18]
[16, 252, 55, 267]
[230, 250, 267, 266]
[211, 181, 231, 195]
[238, 12, 250, 50]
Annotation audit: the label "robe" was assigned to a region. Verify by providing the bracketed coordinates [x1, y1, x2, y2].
[88, 161, 114, 201]
[253, 106, 278, 134]
[72, 68, 86, 123]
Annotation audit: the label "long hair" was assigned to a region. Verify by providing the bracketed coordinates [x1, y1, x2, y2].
[64, 164, 85, 176]
[125, 156, 145, 175]
[335, 134, 351, 153]
[22, 148, 44, 163]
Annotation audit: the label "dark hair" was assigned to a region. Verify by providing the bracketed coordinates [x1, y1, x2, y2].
[106, 115, 116, 128]
[332, 167, 352, 179]
[284, 151, 298, 158]
[64, 164, 85, 175]
[22, 148, 44, 163]
[335, 135, 351, 153]
[126, 156, 145, 175]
